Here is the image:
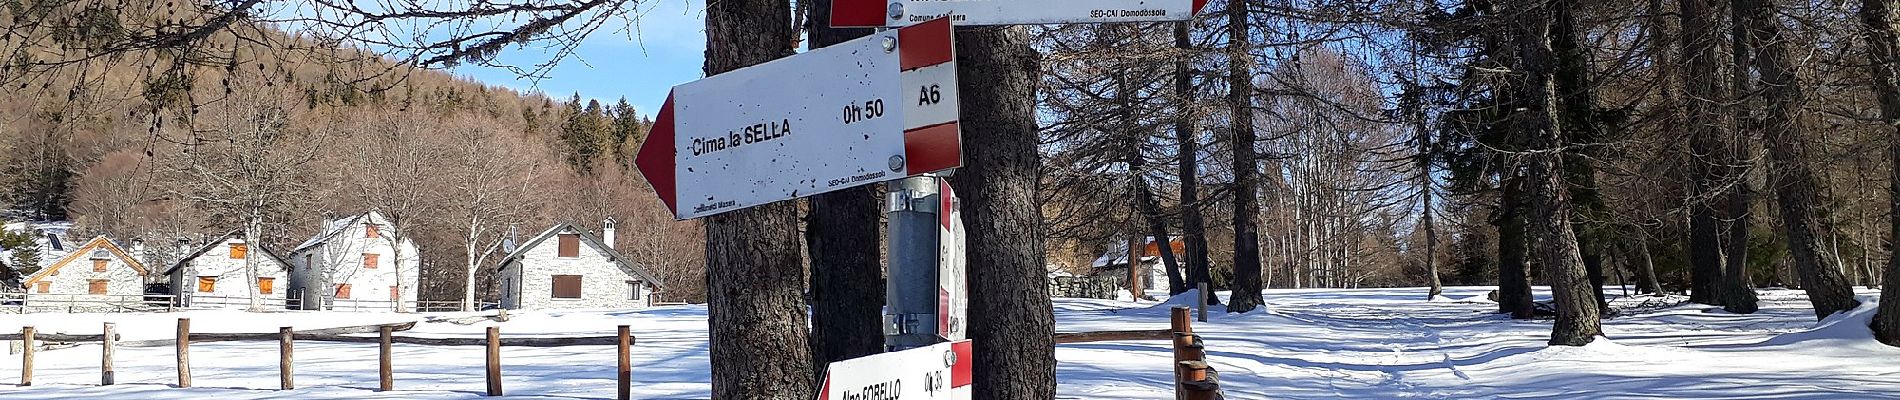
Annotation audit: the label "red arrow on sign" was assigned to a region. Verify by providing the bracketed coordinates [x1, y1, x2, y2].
[634, 94, 677, 215]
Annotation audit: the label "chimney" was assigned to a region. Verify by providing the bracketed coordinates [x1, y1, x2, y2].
[130, 238, 146, 265]
[602, 217, 617, 250]
[175, 237, 192, 260]
[502, 225, 520, 254]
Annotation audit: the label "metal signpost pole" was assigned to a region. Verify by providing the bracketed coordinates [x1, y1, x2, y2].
[883, 174, 943, 351]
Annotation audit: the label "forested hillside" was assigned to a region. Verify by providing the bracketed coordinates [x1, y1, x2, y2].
[0, 16, 705, 303]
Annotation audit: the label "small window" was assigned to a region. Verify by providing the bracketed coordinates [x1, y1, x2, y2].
[627, 281, 641, 300]
[230, 243, 248, 259]
[335, 284, 353, 299]
[304, 255, 313, 271]
[552, 275, 583, 299]
[389, 286, 400, 300]
[365, 224, 380, 238]
[362, 253, 380, 269]
[88, 279, 108, 295]
[557, 234, 580, 258]
[258, 277, 275, 295]
[34, 282, 49, 293]
[91, 249, 111, 259]
[198, 277, 217, 293]
[92, 259, 108, 272]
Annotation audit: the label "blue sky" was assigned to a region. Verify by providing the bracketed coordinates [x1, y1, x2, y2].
[449, 0, 708, 116]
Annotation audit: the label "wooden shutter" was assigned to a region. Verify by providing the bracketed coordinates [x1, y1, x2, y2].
[557, 234, 580, 258]
[198, 277, 216, 293]
[258, 277, 275, 295]
[363, 253, 380, 269]
[389, 286, 400, 300]
[88, 279, 108, 295]
[552, 275, 583, 299]
[230, 243, 248, 259]
[335, 284, 353, 299]
[92, 259, 108, 272]
[34, 282, 48, 293]
[365, 224, 380, 238]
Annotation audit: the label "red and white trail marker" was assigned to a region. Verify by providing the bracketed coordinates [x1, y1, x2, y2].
[635, 18, 962, 220]
[833, 0, 1208, 28]
[817, 339, 973, 400]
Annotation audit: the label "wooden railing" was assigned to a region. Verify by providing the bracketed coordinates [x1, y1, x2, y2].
[0, 293, 176, 314]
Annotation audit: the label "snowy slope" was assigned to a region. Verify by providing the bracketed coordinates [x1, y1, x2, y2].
[0, 287, 1891, 399]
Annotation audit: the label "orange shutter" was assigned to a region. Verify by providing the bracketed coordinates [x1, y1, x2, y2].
[34, 282, 49, 293]
[258, 277, 275, 295]
[365, 224, 380, 238]
[92, 259, 108, 272]
[557, 234, 580, 258]
[336, 284, 353, 299]
[88, 279, 108, 295]
[363, 253, 380, 269]
[230, 243, 248, 259]
[389, 286, 400, 300]
[198, 277, 217, 293]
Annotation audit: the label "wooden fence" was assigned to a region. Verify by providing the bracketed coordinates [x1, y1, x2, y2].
[0, 319, 640, 399]
[0, 293, 176, 314]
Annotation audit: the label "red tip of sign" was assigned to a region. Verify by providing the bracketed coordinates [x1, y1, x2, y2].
[904, 122, 962, 175]
[899, 17, 954, 71]
[951, 340, 974, 388]
[635, 93, 679, 218]
[938, 180, 954, 229]
[1193, 0, 1208, 14]
[831, 0, 886, 28]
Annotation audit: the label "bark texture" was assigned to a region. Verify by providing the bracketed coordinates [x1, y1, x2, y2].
[1680, 0, 1726, 306]
[1172, 21, 1204, 296]
[1552, 0, 1610, 313]
[1496, 176, 1535, 319]
[1860, 0, 1900, 346]
[1225, 0, 1265, 313]
[1514, 0, 1601, 346]
[804, 0, 885, 379]
[702, 1, 815, 398]
[1737, 0, 1863, 320]
[949, 26, 1058, 400]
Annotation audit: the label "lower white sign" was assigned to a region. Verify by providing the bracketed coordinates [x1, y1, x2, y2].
[818, 340, 973, 400]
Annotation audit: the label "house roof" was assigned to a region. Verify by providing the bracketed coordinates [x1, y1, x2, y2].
[497, 222, 666, 289]
[22, 236, 150, 285]
[1091, 236, 1187, 268]
[162, 231, 295, 276]
[293, 211, 387, 253]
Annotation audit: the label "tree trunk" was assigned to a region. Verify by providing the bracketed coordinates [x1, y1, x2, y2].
[1123, 37, 1181, 298]
[1225, 0, 1264, 313]
[803, 0, 885, 380]
[702, 1, 816, 398]
[1681, 0, 1727, 306]
[1171, 21, 1202, 296]
[1552, 0, 1609, 313]
[949, 26, 1057, 400]
[1858, 0, 1900, 346]
[1637, 229, 1666, 296]
[1496, 176, 1535, 319]
[1515, 0, 1601, 346]
[1737, 0, 1863, 320]
[244, 212, 264, 311]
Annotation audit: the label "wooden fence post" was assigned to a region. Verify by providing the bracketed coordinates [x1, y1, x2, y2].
[20, 326, 33, 386]
[280, 327, 294, 390]
[177, 318, 191, 388]
[618, 325, 631, 400]
[379, 326, 394, 391]
[102, 322, 115, 385]
[485, 326, 501, 396]
[1197, 282, 1208, 322]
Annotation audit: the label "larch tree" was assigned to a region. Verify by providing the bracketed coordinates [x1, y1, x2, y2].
[802, 0, 885, 381]
[1512, 0, 1600, 346]
[1860, 0, 1900, 346]
[1174, 20, 1209, 296]
[951, 25, 1059, 400]
[1737, 0, 1863, 319]
[1225, 0, 1265, 313]
[701, 0, 816, 398]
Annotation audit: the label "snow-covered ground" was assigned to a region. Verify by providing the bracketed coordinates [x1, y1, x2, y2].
[0, 287, 1890, 399]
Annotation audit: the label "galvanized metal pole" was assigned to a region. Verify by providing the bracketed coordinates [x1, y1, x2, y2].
[883, 175, 943, 351]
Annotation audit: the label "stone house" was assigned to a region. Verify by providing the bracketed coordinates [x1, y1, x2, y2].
[19, 236, 152, 309]
[286, 210, 420, 310]
[496, 219, 664, 310]
[163, 232, 291, 309]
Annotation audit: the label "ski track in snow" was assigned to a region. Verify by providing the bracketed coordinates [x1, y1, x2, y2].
[0, 287, 1891, 399]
